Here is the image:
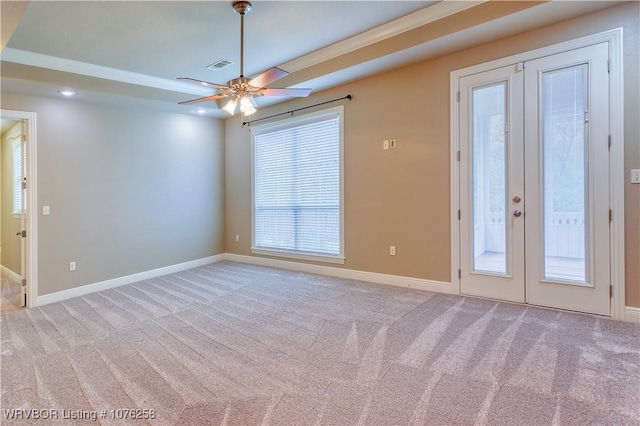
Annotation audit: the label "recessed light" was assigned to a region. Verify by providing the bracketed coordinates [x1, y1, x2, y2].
[195, 108, 207, 114]
[58, 89, 77, 96]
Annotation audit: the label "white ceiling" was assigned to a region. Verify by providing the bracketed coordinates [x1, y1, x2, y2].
[0, 1, 624, 118]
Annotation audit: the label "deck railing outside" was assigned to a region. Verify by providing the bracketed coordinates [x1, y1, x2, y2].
[482, 211, 584, 258]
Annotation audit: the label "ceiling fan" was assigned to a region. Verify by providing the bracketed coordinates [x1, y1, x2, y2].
[178, 1, 312, 116]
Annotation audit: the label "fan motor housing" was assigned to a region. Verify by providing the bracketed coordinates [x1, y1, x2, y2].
[227, 77, 250, 87]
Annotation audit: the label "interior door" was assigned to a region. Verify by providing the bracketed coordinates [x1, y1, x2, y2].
[459, 65, 525, 303]
[524, 43, 610, 315]
[459, 43, 611, 316]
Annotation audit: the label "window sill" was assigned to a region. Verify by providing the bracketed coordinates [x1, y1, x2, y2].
[251, 247, 345, 265]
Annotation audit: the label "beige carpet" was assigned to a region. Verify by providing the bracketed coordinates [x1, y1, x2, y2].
[1, 261, 639, 425]
[0, 275, 22, 313]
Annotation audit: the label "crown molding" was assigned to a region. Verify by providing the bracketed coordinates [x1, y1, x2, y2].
[279, 0, 486, 73]
[1, 47, 214, 96]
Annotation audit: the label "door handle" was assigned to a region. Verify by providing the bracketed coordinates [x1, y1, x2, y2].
[513, 210, 522, 218]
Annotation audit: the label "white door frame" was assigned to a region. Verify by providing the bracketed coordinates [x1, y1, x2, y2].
[450, 29, 625, 320]
[1, 109, 38, 308]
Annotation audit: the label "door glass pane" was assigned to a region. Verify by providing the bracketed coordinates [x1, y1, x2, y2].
[542, 65, 588, 283]
[472, 83, 507, 274]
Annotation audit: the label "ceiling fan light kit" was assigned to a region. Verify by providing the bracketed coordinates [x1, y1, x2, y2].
[178, 1, 312, 116]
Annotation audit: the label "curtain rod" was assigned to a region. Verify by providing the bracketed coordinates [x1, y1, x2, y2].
[242, 95, 352, 127]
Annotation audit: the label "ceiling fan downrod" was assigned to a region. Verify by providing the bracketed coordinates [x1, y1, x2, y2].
[232, 1, 252, 78]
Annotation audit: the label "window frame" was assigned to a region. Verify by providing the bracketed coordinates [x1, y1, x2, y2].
[251, 105, 345, 264]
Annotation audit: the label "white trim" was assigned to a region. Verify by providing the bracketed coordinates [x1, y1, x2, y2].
[624, 307, 640, 324]
[224, 253, 454, 294]
[36, 254, 225, 306]
[1, 48, 214, 97]
[1, 266, 21, 284]
[1, 109, 38, 308]
[279, 1, 486, 73]
[449, 28, 625, 320]
[251, 248, 345, 265]
[607, 30, 626, 322]
[450, 61, 462, 297]
[31, 250, 639, 323]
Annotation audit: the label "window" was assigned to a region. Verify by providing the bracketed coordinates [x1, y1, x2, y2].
[12, 138, 25, 215]
[252, 106, 344, 263]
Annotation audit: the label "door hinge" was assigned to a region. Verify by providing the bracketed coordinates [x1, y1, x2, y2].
[609, 209, 612, 223]
[456, 91, 460, 102]
[458, 269, 461, 279]
[21, 134, 26, 142]
[610, 284, 613, 298]
[458, 210, 461, 220]
[20, 230, 26, 238]
[457, 150, 460, 161]
[584, 111, 590, 123]
[608, 135, 611, 151]
[607, 59, 611, 73]
[21, 279, 26, 286]
[21, 181, 27, 190]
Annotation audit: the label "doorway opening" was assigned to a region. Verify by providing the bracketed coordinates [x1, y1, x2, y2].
[0, 109, 37, 309]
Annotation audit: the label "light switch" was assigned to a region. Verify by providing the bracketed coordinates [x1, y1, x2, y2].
[43, 206, 50, 215]
[631, 169, 640, 184]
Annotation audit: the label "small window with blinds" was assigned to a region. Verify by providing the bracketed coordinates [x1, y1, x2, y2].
[12, 139, 24, 215]
[252, 106, 344, 263]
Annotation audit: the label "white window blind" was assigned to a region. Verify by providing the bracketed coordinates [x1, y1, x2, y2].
[253, 108, 343, 260]
[12, 139, 24, 215]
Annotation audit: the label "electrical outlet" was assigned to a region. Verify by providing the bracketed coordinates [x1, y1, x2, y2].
[69, 261, 76, 271]
[383, 140, 389, 150]
[389, 139, 397, 149]
[631, 169, 640, 184]
[390, 245, 396, 256]
[235, 234, 240, 242]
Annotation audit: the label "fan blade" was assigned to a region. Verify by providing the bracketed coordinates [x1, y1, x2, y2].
[179, 93, 229, 105]
[249, 67, 289, 88]
[178, 77, 230, 90]
[261, 87, 312, 97]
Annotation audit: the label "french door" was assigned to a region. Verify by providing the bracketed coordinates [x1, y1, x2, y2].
[459, 43, 611, 316]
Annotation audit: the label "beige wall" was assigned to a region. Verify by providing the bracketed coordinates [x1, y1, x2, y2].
[1, 122, 22, 274]
[1, 94, 226, 296]
[225, 3, 640, 307]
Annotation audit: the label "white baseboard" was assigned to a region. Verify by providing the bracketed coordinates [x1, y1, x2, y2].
[36, 254, 225, 306]
[625, 306, 640, 323]
[223, 253, 454, 294]
[1, 265, 21, 283]
[30, 251, 640, 325]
